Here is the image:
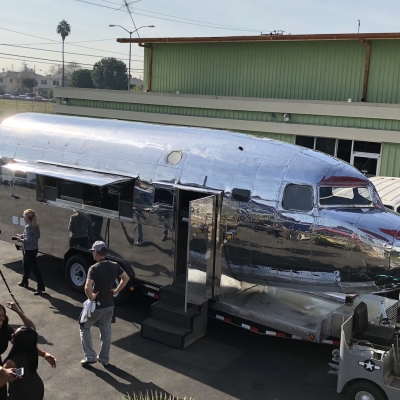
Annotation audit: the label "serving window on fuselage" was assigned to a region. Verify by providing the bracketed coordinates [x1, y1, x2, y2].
[319, 186, 372, 207]
[37, 175, 135, 218]
[282, 184, 313, 212]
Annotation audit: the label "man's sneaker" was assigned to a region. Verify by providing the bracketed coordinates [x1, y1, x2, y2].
[97, 356, 109, 367]
[81, 359, 97, 367]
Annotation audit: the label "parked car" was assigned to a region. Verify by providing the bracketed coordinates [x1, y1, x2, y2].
[33, 96, 47, 102]
[49, 98, 57, 103]
[2, 94, 15, 99]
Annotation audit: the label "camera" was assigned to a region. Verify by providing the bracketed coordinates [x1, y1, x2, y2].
[12, 236, 18, 240]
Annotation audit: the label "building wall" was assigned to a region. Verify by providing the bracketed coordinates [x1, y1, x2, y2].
[0, 76, 20, 94]
[148, 41, 365, 101]
[143, 39, 400, 105]
[381, 143, 400, 177]
[367, 40, 400, 104]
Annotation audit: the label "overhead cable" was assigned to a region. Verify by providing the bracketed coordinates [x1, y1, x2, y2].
[0, 44, 143, 63]
[75, 0, 266, 32]
[0, 26, 140, 57]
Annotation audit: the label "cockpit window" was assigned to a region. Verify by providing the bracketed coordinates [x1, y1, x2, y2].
[319, 186, 372, 206]
[282, 184, 313, 212]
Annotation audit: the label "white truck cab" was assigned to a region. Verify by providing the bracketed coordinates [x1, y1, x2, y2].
[370, 176, 400, 213]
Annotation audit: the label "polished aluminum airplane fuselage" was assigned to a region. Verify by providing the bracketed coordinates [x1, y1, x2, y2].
[1, 113, 400, 295]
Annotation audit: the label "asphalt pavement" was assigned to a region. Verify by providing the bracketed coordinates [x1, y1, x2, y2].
[0, 240, 343, 400]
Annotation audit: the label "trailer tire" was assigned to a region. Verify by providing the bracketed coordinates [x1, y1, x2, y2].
[346, 380, 388, 400]
[65, 254, 91, 293]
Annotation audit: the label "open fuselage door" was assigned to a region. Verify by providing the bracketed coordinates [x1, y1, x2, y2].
[185, 194, 222, 311]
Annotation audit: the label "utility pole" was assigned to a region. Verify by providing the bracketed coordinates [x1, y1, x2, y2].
[109, 24, 154, 91]
[358, 19, 361, 34]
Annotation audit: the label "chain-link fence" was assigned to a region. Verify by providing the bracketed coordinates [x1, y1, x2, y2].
[0, 99, 54, 122]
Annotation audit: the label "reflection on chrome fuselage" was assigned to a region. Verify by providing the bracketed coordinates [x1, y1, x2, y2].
[1, 113, 400, 295]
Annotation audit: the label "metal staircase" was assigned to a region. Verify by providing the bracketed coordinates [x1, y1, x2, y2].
[141, 284, 208, 349]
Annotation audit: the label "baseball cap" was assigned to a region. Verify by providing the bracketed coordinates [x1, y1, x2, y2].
[90, 241, 107, 252]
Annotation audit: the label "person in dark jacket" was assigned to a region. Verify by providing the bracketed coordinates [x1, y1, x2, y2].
[68, 211, 91, 248]
[15, 209, 45, 295]
[3, 327, 44, 400]
[0, 302, 56, 400]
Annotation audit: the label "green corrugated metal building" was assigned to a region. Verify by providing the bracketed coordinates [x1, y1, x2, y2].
[55, 32, 400, 178]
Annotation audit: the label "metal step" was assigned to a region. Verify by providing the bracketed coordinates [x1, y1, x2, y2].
[141, 318, 191, 349]
[151, 301, 199, 330]
[160, 284, 186, 307]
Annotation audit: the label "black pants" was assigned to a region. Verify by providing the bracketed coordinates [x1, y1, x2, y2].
[69, 236, 89, 249]
[0, 356, 7, 400]
[23, 249, 45, 290]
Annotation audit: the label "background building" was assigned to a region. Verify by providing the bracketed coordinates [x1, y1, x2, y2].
[55, 32, 400, 177]
[0, 71, 21, 94]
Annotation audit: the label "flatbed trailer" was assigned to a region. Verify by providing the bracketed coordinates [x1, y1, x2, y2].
[142, 281, 398, 345]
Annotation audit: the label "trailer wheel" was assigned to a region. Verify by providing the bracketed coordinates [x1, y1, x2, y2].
[347, 380, 388, 400]
[113, 277, 131, 305]
[65, 254, 91, 292]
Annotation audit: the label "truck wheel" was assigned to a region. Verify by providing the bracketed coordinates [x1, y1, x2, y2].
[347, 380, 388, 400]
[65, 254, 91, 292]
[113, 277, 131, 305]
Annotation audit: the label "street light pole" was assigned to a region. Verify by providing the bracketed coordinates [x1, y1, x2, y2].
[128, 31, 132, 91]
[109, 24, 154, 91]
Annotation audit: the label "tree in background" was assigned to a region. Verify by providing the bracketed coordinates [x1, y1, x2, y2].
[56, 20, 71, 87]
[22, 77, 36, 92]
[66, 61, 82, 74]
[91, 58, 127, 90]
[71, 69, 95, 88]
[48, 64, 63, 75]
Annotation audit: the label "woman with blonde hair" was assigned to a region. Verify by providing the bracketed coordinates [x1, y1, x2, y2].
[15, 209, 45, 295]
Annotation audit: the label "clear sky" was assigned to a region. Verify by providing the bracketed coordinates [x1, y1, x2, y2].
[1, 0, 399, 78]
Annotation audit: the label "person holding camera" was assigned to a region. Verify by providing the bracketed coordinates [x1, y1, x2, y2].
[15, 209, 45, 295]
[0, 302, 56, 400]
[80, 241, 129, 367]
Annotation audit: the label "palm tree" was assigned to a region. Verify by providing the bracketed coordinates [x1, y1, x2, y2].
[56, 20, 71, 87]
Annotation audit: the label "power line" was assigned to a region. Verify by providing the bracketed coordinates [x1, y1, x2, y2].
[0, 26, 139, 58]
[73, 0, 266, 32]
[0, 56, 145, 76]
[101, 0, 265, 32]
[0, 52, 144, 71]
[0, 43, 143, 63]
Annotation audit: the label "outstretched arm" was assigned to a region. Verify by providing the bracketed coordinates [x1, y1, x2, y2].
[6, 301, 35, 330]
[6, 301, 57, 368]
[37, 348, 57, 368]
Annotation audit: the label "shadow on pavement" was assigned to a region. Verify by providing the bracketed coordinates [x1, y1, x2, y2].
[84, 364, 176, 399]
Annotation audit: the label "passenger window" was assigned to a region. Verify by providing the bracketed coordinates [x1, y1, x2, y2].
[282, 184, 313, 212]
[385, 205, 394, 210]
[133, 181, 154, 209]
